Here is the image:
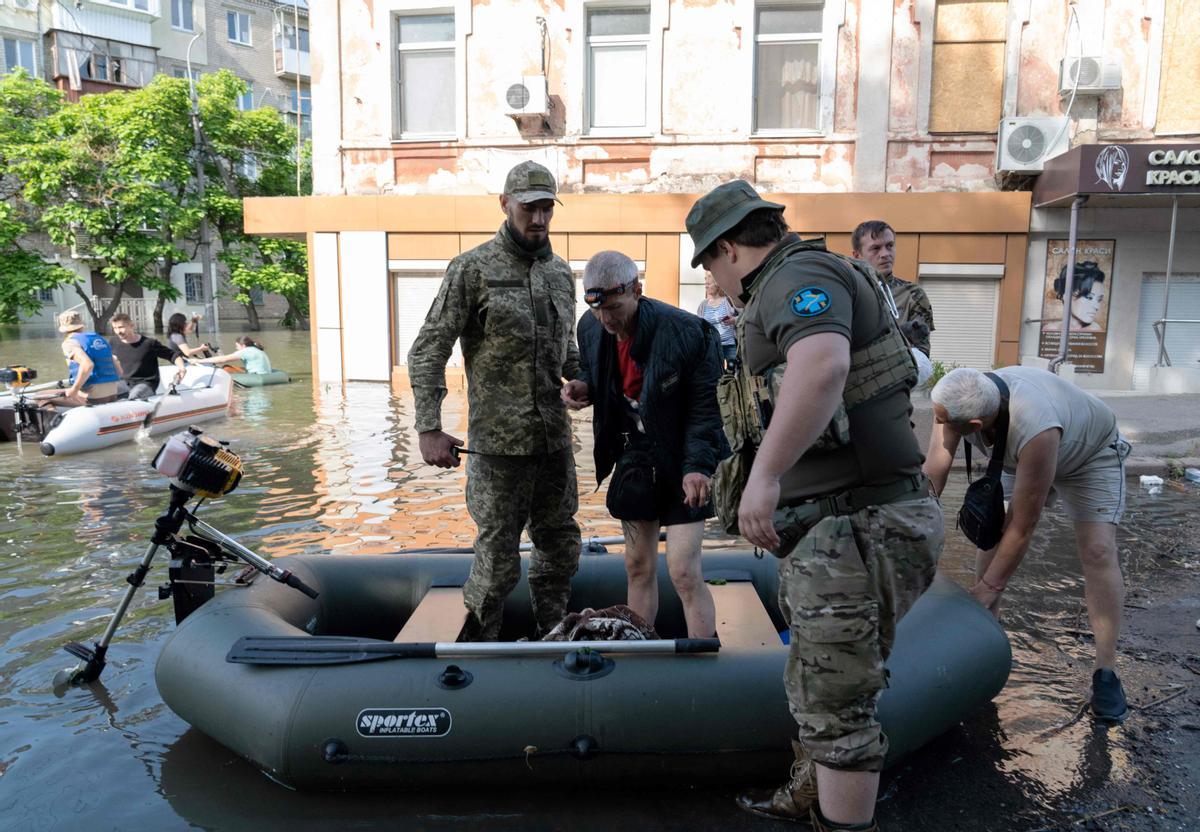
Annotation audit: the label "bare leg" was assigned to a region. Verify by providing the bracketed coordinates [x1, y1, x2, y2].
[815, 765, 879, 826]
[1074, 521, 1123, 670]
[664, 521, 715, 637]
[622, 519, 660, 627]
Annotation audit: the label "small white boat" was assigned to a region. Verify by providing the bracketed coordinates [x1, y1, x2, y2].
[0, 366, 232, 456]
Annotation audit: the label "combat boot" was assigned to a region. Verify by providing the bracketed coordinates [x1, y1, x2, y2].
[735, 741, 818, 822]
[810, 807, 880, 831]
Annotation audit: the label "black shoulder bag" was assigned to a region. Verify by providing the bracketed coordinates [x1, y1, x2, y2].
[956, 373, 1010, 551]
[606, 434, 660, 522]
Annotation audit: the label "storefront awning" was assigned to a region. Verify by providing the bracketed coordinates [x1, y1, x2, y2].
[1034, 143, 1200, 208]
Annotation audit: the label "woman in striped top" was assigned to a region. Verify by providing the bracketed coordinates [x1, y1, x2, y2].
[696, 272, 738, 364]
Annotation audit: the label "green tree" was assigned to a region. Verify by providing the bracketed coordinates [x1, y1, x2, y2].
[198, 71, 310, 330]
[11, 75, 198, 333]
[0, 71, 74, 323]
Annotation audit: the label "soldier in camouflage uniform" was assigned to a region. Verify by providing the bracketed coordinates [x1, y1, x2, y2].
[408, 161, 582, 641]
[852, 220, 936, 358]
[688, 182, 943, 831]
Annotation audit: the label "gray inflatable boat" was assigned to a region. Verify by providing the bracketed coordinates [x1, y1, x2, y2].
[155, 552, 1010, 790]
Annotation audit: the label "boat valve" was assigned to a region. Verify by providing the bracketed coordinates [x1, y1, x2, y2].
[437, 664, 474, 690]
[322, 738, 349, 764]
[555, 648, 615, 681]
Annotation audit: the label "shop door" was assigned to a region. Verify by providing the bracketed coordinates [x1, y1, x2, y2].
[919, 278, 1000, 370]
[1132, 274, 1200, 390]
[392, 273, 462, 368]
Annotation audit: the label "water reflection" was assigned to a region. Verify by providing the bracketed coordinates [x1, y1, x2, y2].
[0, 327, 1196, 829]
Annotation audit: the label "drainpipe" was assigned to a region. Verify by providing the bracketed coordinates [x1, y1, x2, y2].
[1049, 195, 1089, 373]
[1155, 195, 1179, 366]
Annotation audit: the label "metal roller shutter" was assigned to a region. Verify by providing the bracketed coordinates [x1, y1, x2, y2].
[393, 273, 463, 368]
[919, 278, 1000, 370]
[1132, 274, 1200, 390]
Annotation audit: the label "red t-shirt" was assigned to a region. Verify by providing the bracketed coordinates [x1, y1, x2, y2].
[616, 337, 643, 401]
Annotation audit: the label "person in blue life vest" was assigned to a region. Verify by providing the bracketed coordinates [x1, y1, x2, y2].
[34, 310, 121, 409]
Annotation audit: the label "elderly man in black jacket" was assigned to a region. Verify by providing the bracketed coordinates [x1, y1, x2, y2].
[562, 251, 726, 637]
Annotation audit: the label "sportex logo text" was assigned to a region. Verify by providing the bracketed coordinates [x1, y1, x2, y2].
[357, 708, 452, 738]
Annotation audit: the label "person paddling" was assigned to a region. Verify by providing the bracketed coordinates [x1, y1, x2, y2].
[194, 337, 273, 375]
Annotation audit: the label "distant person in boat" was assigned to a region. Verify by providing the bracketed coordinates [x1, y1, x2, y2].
[166, 313, 214, 359]
[688, 182, 942, 832]
[109, 313, 186, 400]
[33, 310, 121, 409]
[925, 366, 1131, 723]
[408, 160, 583, 641]
[194, 337, 272, 375]
[563, 251, 724, 639]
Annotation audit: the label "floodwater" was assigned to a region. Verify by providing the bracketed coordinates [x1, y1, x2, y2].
[0, 326, 1195, 831]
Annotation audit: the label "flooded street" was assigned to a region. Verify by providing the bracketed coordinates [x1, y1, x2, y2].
[0, 327, 1196, 831]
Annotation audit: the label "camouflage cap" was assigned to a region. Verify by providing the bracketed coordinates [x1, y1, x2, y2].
[503, 161, 563, 205]
[686, 180, 785, 268]
[57, 310, 85, 333]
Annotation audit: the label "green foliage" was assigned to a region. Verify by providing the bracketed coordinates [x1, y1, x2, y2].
[924, 359, 955, 391]
[0, 70, 309, 329]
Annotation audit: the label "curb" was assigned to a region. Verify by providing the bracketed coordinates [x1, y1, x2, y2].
[1125, 456, 1200, 478]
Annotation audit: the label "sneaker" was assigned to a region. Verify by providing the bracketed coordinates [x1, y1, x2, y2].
[1091, 668, 1129, 723]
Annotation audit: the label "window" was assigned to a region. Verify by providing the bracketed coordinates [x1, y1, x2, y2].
[37, 287, 54, 303]
[239, 152, 259, 181]
[171, 0, 194, 31]
[97, 0, 152, 10]
[928, 0, 1006, 133]
[290, 88, 312, 115]
[184, 273, 205, 303]
[227, 11, 252, 45]
[237, 81, 253, 111]
[1, 38, 35, 76]
[754, 4, 823, 132]
[248, 287, 265, 306]
[275, 23, 310, 53]
[586, 7, 650, 132]
[61, 34, 155, 87]
[170, 65, 201, 82]
[394, 12, 455, 138]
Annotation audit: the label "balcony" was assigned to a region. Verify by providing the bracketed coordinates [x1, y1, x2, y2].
[274, 46, 310, 80]
[48, 30, 158, 101]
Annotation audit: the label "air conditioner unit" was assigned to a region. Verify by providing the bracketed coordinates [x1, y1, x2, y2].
[502, 75, 549, 117]
[996, 117, 1070, 173]
[1059, 57, 1122, 96]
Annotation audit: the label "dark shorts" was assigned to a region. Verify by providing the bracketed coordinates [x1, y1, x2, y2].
[656, 476, 716, 527]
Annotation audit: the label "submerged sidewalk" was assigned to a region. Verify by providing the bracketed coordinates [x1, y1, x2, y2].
[910, 392, 1200, 477]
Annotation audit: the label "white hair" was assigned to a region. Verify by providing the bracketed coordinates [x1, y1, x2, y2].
[583, 250, 638, 290]
[930, 367, 1001, 423]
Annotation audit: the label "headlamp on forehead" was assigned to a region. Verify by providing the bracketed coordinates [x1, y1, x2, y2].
[584, 280, 636, 309]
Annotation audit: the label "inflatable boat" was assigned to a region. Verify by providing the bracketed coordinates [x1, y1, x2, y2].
[231, 369, 290, 388]
[156, 552, 1011, 790]
[0, 365, 232, 456]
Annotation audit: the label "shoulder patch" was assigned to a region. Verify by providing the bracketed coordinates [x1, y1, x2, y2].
[791, 287, 831, 317]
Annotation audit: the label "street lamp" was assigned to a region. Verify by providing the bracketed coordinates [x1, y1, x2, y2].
[185, 33, 220, 343]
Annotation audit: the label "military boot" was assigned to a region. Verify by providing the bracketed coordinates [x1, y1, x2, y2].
[810, 808, 880, 832]
[735, 741, 818, 822]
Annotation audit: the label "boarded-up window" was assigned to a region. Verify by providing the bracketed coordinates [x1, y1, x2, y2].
[1157, 0, 1200, 135]
[929, 0, 1007, 133]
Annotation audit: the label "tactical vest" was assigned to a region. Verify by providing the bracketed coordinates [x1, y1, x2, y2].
[713, 239, 918, 533]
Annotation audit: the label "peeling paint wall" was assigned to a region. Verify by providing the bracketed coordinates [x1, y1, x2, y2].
[311, 0, 1198, 198]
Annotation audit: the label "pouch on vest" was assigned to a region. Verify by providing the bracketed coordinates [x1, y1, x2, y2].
[712, 448, 752, 535]
[956, 373, 1010, 550]
[770, 502, 827, 559]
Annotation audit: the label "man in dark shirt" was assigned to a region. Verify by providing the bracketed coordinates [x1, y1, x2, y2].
[109, 313, 186, 400]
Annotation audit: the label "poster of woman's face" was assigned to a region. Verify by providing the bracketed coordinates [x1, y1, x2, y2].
[1038, 240, 1116, 373]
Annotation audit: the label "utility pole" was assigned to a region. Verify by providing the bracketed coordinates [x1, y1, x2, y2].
[186, 34, 220, 342]
[294, 0, 303, 196]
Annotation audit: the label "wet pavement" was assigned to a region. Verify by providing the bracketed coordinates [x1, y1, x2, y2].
[0, 326, 1196, 831]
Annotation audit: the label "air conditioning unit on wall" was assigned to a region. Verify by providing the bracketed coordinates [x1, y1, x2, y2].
[996, 117, 1070, 173]
[1059, 57, 1122, 96]
[502, 75, 549, 117]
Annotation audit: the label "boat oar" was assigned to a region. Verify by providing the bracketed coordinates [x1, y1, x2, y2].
[141, 382, 181, 429]
[227, 635, 720, 666]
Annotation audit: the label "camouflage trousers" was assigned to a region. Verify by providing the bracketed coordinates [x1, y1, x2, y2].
[462, 448, 581, 641]
[779, 495, 943, 772]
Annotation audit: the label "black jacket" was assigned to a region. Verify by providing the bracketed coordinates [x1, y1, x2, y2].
[577, 297, 727, 488]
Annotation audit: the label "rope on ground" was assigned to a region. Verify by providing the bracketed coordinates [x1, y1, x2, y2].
[1037, 698, 1091, 738]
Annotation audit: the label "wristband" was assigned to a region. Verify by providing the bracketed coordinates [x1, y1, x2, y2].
[979, 576, 1006, 594]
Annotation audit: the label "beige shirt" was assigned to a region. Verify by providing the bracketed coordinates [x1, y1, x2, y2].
[969, 366, 1117, 477]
